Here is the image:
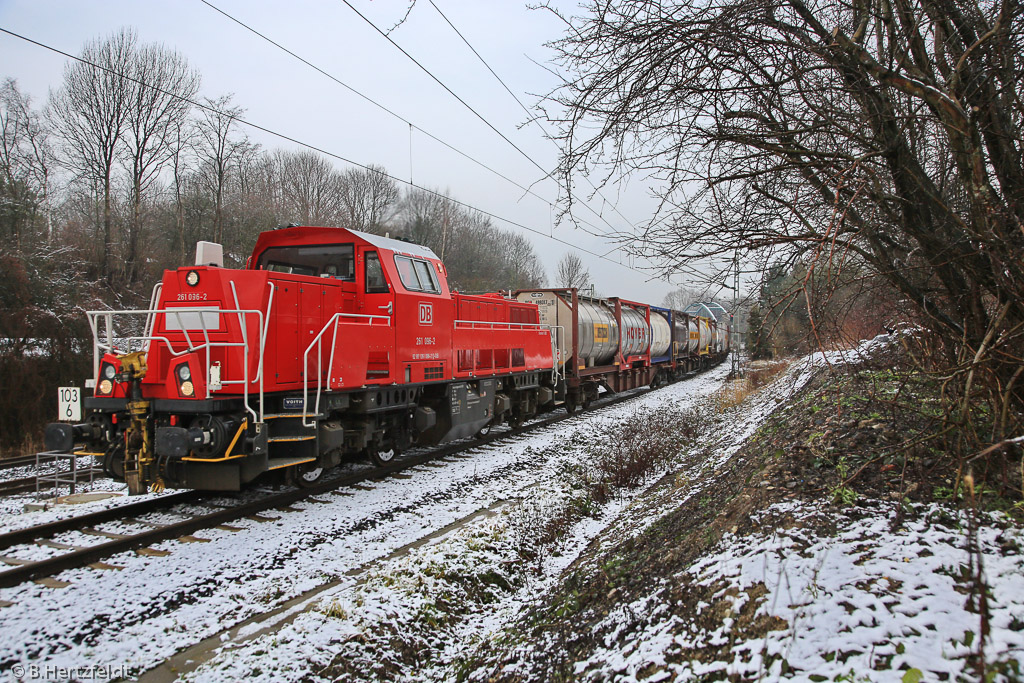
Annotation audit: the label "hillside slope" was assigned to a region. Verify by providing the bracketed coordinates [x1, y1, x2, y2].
[180, 337, 1024, 682]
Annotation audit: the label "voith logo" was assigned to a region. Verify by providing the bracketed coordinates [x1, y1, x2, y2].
[418, 302, 433, 325]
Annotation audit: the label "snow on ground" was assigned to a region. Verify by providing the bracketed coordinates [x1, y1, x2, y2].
[7, 335, 1010, 682]
[0, 364, 732, 682]
[576, 501, 1024, 682]
[171, 358, 788, 682]
[177, 336, 1024, 683]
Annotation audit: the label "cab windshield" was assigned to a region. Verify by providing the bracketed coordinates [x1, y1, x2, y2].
[256, 243, 355, 280]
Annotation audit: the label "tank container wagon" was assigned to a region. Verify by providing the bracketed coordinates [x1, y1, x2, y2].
[515, 289, 730, 413]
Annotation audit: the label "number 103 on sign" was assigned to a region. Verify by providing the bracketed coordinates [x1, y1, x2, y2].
[58, 387, 81, 422]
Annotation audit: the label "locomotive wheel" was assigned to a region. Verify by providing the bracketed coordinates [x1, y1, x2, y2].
[103, 444, 126, 481]
[297, 465, 324, 488]
[369, 445, 397, 467]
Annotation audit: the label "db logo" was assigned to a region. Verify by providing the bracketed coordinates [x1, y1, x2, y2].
[418, 302, 433, 325]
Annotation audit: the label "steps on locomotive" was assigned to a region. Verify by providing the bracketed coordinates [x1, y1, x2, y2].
[266, 455, 317, 471]
[263, 412, 319, 457]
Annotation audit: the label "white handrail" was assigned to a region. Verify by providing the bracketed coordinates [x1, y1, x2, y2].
[87, 306, 266, 422]
[229, 282, 257, 423]
[257, 281, 275, 382]
[302, 312, 391, 427]
[143, 282, 164, 351]
[453, 319, 547, 330]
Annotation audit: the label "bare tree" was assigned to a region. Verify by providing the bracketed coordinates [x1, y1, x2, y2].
[337, 165, 399, 233]
[121, 41, 199, 283]
[502, 232, 545, 290]
[556, 252, 590, 289]
[168, 116, 196, 264]
[274, 149, 344, 226]
[393, 186, 462, 259]
[0, 79, 53, 248]
[547, 0, 1024, 440]
[661, 288, 702, 311]
[48, 28, 135, 280]
[395, 186, 447, 246]
[194, 94, 254, 244]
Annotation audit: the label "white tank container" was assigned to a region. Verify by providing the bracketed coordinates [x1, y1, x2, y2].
[698, 318, 712, 352]
[516, 290, 655, 367]
[650, 311, 671, 357]
[688, 318, 699, 354]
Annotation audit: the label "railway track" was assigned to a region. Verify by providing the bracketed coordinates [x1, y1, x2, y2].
[0, 455, 40, 471]
[0, 382, 667, 590]
[0, 477, 41, 497]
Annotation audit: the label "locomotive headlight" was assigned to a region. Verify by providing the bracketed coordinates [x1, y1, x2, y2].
[98, 379, 113, 395]
[177, 364, 191, 381]
[180, 380, 195, 397]
[186, 270, 200, 287]
[103, 363, 116, 379]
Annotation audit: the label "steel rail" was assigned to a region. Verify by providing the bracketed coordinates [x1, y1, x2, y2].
[0, 455, 40, 471]
[0, 477, 38, 496]
[0, 491, 203, 555]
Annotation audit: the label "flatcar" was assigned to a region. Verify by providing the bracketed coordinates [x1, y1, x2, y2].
[45, 226, 729, 493]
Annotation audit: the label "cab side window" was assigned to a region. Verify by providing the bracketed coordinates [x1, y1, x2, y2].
[393, 255, 441, 294]
[365, 251, 389, 293]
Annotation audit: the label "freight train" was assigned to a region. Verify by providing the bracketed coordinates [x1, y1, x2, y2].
[44, 226, 730, 494]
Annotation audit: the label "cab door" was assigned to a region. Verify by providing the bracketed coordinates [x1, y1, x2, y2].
[355, 248, 396, 382]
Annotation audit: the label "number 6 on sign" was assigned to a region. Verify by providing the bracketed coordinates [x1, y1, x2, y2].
[58, 387, 81, 422]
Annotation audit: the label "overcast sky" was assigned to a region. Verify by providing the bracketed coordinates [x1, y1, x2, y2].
[0, 0, 743, 304]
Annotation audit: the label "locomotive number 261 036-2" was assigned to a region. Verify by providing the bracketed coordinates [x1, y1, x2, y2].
[176, 292, 208, 301]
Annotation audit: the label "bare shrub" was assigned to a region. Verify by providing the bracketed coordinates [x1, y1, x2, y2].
[713, 360, 790, 413]
[747, 361, 790, 389]
[509, 408, 700, 566]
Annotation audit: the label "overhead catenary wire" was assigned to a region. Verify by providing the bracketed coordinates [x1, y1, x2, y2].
[349, 2, 718, 287]
[337, 0, 551, 181]
[339, 0, 639, 245]
[0, 25, 659, 279]
[199, 0, 635, 249]
[426, 0, 641, 236]
[199, 0, 535, 203]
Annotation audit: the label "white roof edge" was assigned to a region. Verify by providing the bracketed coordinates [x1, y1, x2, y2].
[350, 228, 439, 260]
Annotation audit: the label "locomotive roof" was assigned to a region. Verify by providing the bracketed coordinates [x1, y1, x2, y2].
[251, 226, 439, 262]
[357, 229, 439, 260]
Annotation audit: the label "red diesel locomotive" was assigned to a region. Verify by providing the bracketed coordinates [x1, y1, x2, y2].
[45, 225, 728, 493]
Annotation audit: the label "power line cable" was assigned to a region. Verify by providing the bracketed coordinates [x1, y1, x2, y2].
[426, 0, 642, 234]
[0, 26, 661, 279]
[344, 0, 638, 243]
[200, 1, 529, 200]
[338, 0, 552, 182]
[199, 0, 631, 247]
